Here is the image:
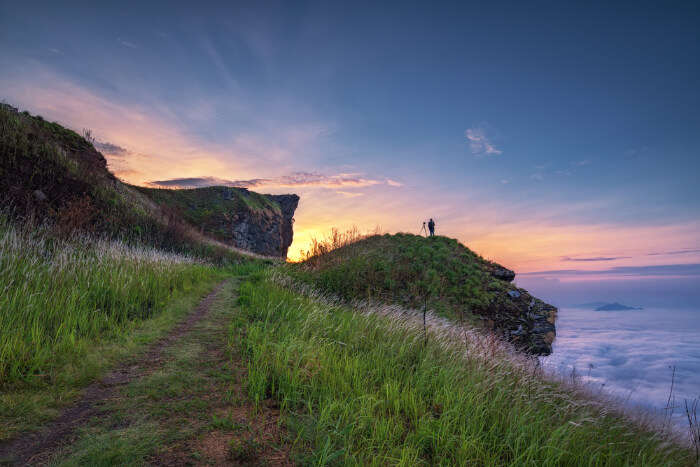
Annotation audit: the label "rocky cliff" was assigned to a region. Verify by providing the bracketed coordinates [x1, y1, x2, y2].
[227, 192, 299, 257]
[483, 266, 557, 355]
[136, 186, 299, 258]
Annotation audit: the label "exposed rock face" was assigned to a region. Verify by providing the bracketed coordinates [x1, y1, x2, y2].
[268, 194, 299, 256]
[134, 186, 299, 258]
[489, 266, 516, 282]
[483, 275, 557, 355]
[229, 193, 299, 257]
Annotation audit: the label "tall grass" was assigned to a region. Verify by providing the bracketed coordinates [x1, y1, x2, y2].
[0, 218, 217, 385]
[230, 274, 693, 465]
[299, 226, 379, 262]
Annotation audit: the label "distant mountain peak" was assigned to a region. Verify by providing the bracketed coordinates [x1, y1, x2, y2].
[594, 302, 643, 311]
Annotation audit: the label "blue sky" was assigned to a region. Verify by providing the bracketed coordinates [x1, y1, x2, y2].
[1, 0, 699, 304]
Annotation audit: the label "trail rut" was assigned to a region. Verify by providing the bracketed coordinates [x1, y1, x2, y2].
[0, 281, 227, 466]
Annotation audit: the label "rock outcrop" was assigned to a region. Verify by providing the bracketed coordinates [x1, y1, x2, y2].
[268, 194, 300, 256]
[228, 193, 299, 257]
[137, 186, 299, 258]
[483, 281, 557, 355]
[488, 265, 516, 282]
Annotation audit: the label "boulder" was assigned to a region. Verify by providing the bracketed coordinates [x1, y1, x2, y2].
[490, 266, 516, 282]
[480, 286, 557, 355]
[33, 190, 47, 201]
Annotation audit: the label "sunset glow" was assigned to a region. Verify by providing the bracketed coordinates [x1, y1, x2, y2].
[2, 1, 698, 299]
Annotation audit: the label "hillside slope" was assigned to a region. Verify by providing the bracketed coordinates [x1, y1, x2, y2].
[0, 103, 297, 259]
[289, 233, 557, 355]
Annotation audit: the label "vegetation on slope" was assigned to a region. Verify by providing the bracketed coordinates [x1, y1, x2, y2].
[0, 217, 248, 441]
[1, 104, 693, 462]
[290, 233, 506, 315]
[231, 274, 692, 465]
[287, 231, 550, 337]
[36, 279, 289, 466]
[0, 217, 218, 386]
[288, 230, 558, 355]
[0, 103, 256, 264]
[138, 186, 281, 219]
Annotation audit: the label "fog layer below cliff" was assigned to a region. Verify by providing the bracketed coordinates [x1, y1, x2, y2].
[541, 306, 700, 427]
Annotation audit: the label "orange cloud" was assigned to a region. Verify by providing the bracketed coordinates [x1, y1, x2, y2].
[147, 172, 384, 189]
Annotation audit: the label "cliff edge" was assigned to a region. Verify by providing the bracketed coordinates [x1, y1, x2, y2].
[135, 186, 299, 258]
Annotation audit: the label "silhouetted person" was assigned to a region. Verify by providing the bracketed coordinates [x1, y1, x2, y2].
[428, 218, 435, 236]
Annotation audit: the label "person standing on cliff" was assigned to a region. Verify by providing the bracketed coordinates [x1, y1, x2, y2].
[428, 218, 435, 236]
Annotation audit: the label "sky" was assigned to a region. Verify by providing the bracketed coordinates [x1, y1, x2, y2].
[2, 0, 699, 306]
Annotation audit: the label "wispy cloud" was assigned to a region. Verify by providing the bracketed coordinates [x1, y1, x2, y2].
[575, 159, 591, 166]
[561, 256, 631, 262]
[530, 173, 544, 181]
[521, 263, 700, 277]
[148, 172, 388, 189]
[624, 147, 648, 159]
[335, 191, 364, 198]
[647, 249, 700, 256]
[500, 179, 510, 184]
[95, 141, 128, 157]
[117, 38, 138, 49]
[386, 179, 403, 187]
[465, 126, 501, 156]
[199, 34, 238, 90]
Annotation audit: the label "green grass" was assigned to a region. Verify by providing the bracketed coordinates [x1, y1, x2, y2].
[289, 233, 520, 321]
[51, 278, 285, 466]
[288, 232, 560, 355]
[0, 270, 223, 441]
[137, 185, 281, 218]
[230, 274, 693, 465]
[57, 423, 161, 467]
[0, 216, 243, 439]
[0, 218, 218, 385]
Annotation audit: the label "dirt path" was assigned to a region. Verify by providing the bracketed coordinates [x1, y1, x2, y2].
[0, 282, 226, 465]
[145, 280, 293, 466]
[0, 278, 294, 466]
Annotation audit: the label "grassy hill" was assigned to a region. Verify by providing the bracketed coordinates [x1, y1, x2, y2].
[0, 103, 291, 262]
[1, 104, 160, 241]
[288, 232, 558, 355]
[0, 104, 270, 441]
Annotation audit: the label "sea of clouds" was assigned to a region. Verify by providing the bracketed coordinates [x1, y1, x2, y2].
[541, 306, 700, 426]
